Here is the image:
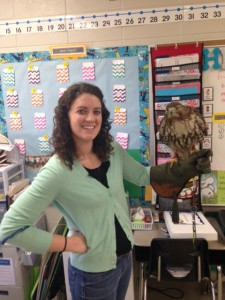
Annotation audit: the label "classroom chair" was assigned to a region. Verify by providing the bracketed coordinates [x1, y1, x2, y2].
[218, 209, 225, 235]
[145, 238, 216, 300]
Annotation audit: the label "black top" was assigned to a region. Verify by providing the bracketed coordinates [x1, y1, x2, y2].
[85, 161, 131, 256]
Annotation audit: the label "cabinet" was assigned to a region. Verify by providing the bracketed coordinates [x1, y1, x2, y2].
[0, 161, 25, 202]
[0, 244, 32, 300]
[0, 213, 46, 300]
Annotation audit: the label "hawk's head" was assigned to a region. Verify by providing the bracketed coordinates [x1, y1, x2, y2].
[165, 102, 187, 119]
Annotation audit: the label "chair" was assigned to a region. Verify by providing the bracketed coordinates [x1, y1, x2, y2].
[145, 238, 215, 299]
[215, 209, 225, 300]
[218, 209, 225, 235]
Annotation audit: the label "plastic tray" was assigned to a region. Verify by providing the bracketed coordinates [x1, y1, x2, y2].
[130, 207, 153, 230]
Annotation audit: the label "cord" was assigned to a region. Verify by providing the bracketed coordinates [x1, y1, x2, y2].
[148, 286, 185, 299]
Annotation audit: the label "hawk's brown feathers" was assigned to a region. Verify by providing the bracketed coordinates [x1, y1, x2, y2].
[159, 102, 207, 160]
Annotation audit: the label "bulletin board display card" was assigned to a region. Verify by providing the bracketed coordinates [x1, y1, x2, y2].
[0, 46, 150, 185]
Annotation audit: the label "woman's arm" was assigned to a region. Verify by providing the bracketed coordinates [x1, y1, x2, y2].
[49, 230, 88, 253]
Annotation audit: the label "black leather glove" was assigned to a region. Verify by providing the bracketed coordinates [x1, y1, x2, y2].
[150, 149, 212, 199]
[150, 149, 212, 223]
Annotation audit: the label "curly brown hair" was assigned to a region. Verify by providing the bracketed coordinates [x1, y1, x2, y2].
[50, 82, 114, 169]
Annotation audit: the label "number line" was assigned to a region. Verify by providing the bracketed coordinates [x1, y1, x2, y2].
[0, 3, 224, 35]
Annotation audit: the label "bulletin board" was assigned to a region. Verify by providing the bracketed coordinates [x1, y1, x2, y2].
[0, 46, 150, 186]
[201, 45, 225, 205]
[202, 46, 225, 171]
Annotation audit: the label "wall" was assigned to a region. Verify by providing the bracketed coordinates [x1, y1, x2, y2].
[0, 0, 225, 53]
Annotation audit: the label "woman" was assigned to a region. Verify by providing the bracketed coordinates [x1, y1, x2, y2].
[0, 82, 212, 300]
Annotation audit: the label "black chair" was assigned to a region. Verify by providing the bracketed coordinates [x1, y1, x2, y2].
[218, 209, 225, 235]
[146, 238, 215, 299]
[215, 209, 225, 299]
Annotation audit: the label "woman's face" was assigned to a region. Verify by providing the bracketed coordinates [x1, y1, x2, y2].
[68, 93, 102, 144]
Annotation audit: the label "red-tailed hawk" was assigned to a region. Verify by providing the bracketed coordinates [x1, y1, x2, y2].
[159, 102, 207, 160]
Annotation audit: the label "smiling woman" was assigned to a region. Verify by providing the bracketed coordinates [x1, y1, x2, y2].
[0, 81, 146, 300]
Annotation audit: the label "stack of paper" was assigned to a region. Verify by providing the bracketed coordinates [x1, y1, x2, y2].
[163, 211, 218, 241]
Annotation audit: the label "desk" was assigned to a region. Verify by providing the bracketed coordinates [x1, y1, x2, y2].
[133, 217, 225, 300]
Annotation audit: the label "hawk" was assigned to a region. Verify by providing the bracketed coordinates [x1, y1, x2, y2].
[159, 102, 207, 160]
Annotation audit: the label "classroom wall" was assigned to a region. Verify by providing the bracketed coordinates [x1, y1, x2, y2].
[0, 0, 225, 53]
[1, 0, 225, 209]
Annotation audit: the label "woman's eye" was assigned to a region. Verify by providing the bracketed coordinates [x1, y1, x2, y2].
[77, 109, 86, 114]
[94, 110, 101, 115]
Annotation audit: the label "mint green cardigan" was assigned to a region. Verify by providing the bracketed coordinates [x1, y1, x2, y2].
[0, 141, 150, 272]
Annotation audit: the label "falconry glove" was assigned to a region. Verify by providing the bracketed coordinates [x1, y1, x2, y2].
[150, 149, 212, 222]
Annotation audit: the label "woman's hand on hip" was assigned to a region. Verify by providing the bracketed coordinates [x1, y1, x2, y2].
[69, 229, 88, 254]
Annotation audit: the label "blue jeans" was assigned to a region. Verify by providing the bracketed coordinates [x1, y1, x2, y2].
[68, 252, 132, 300]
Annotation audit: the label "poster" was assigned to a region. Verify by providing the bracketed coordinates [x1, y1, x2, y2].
[201, 171, 225, 205]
